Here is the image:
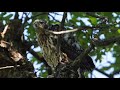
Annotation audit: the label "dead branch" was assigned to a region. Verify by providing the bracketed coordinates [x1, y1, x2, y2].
[1, 25, 9, 38]
[0, 65, 20, 70]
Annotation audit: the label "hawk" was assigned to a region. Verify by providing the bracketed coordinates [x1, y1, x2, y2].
[33, 19, 67, 72]
[33, 19, 95, 77]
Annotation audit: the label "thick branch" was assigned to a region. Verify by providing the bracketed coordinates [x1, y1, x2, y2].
[92, 36, 120, 47]
[23, 40, 52, 74]
[14, 12, 19, 19]
[60, 12, 67, 30]
[56, 12, 67, 61]
[23, 40, 48, 66]
[72, 43, 95, 70]
[29, 48, 48, 66]
[71, 36, 120, 72]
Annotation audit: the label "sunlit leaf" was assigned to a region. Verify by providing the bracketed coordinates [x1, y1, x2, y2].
[89, 16, 97, 25]
[117, 29, 120, 33]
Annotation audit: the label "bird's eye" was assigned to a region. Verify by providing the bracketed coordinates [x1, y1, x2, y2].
[39, 20, 45, 24]
[39, 21, 44, 24]
[34, 23, 38, 27]
[33, 22, 38, 28]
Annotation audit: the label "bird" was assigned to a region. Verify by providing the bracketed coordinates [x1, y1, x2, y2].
[33, 19, 67, 74]
[33, 19, 95, 77]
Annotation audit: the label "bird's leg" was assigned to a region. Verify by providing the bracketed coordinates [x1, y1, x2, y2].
[47, 67, 55, 78]
[59, 53, 69, 64]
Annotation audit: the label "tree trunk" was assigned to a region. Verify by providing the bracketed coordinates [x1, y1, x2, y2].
[0, 19, 36, 78]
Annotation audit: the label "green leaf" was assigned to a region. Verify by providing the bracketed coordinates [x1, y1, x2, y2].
[104, 12, 113, 18]
[89, 16, 97, 25]
[31, 57, 37, 63]
[117, 29, 120, 33]
[4, 14, 13, 20]
[27, 24, 36, 39]
[40, 71, 48, 78]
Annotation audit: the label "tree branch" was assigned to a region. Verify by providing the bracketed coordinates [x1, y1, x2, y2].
[48, 28, 78, 34]
[86, 12, 106, 19]
[14, 12, 19, 19]
[95, 68, 113, 78]
[56, 12, 67, 62]
[48, 25, 106, 35]
[49, 27, 120, 47]
[92, 36, 120, 47]
[110, 69, 120, 77]
[60, 12, 67, 30]
[23, 12, 48, 27]
[23, 40, 48, 66]
[71, 42, 95, 70]
[48, 14, 60, 22]
[29, 48, 48, 66]
[53, 12, 63, 16]
[1, 25, 9, 38]
[0, 65, 20, 70]
[31, 12, 48, 19]
[23, 40, 52, 75]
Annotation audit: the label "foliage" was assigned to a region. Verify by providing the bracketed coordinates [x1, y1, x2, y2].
[0, 12, 120, 78]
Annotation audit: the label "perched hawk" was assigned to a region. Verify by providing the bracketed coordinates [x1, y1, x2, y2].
[33, 19, 95, 76]
[33, 20, 65, 72]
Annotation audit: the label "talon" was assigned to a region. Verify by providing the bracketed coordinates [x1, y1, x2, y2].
[59, 53, 69, 64]
[47, 75, 54, 78]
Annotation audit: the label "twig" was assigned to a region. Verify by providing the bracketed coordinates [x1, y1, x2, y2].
[48, 14, 60, 22]
[92, 36, 120, 47]
[31, 12, 48, 19]
[1, 25, 9, 38]
[48, 28, 78, 34]
[22, 13, 29, 26]
[95, 68, 113, 78]
[48, 25, 105, 35]
[53, 12, 63, 16]
[0, 65, 20, 70]
[110, 69, 120, 77]
[21, 12, 25, 20]
[23, 12, 48, 27]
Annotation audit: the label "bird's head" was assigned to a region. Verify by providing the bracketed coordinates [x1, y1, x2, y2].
[33, 19, 48, 31]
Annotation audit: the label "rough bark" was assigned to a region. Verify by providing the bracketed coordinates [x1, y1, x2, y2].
[53, 38, 95, 78]
[0, 19, 36, 78]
